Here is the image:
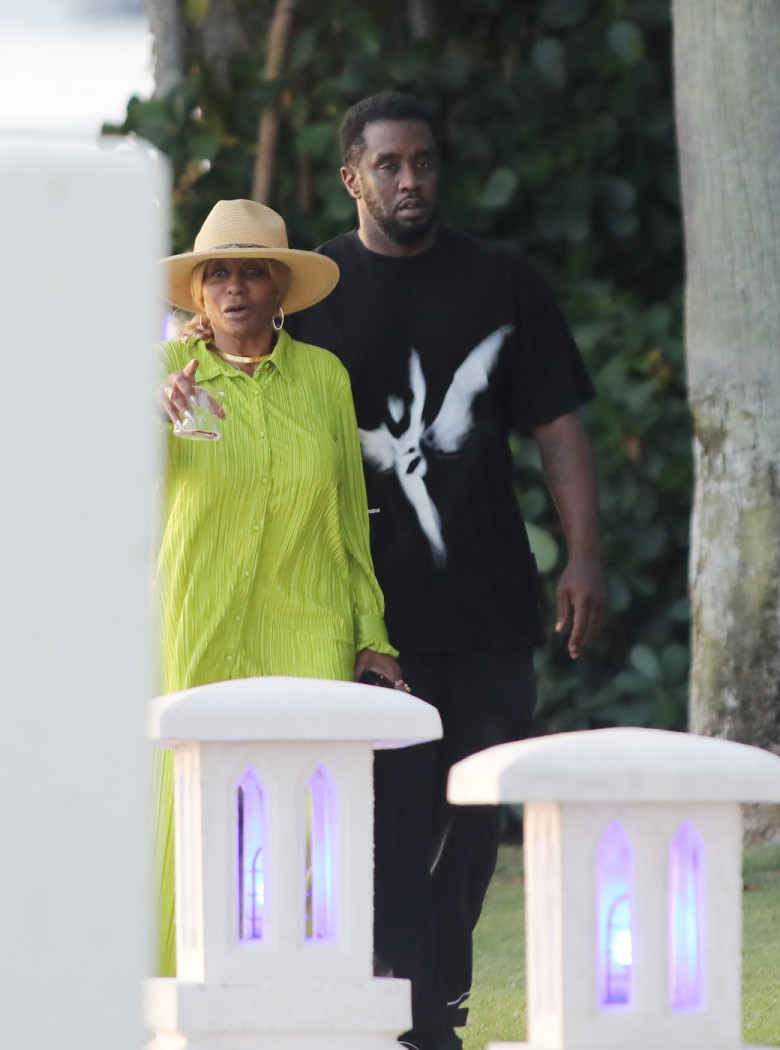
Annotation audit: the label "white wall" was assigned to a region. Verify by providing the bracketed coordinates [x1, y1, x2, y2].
[0, 135, 168, 1049]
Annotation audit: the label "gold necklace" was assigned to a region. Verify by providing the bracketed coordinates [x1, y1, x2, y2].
[212, 348, 270, 364]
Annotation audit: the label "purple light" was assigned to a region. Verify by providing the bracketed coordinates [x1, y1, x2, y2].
[669, 821, 707, 1011]
[162, 311, 178, 341]
[237, 768, 266, 941]
[596, 820, 635, 1010]
[162, 310, 189, 341]
[305, 764, 339, 943]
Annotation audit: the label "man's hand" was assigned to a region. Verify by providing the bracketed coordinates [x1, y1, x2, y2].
[555, 555, 607, 659]
[533, 411, 607, 659]
[157, 358, 226, 424]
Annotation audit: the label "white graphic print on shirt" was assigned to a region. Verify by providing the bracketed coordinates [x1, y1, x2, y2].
[358, 325, 513, 567]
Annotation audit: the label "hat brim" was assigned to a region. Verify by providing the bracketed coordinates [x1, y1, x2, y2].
[159, 246, 339, 315]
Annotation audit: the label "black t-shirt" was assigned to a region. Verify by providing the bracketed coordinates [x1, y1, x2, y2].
[291, 226, 595, 654]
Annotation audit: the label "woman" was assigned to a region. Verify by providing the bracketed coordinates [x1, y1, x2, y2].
[154, 199, 403, 976]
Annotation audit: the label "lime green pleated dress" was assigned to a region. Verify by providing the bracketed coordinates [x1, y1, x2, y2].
[153, 332, 396, 975]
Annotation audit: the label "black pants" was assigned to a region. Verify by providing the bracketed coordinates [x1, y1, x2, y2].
[373, 650, 536, 1033]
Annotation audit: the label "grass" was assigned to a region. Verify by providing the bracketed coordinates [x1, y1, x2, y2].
[743, 842, 780, 1046]
[463, 841, 780, 1049]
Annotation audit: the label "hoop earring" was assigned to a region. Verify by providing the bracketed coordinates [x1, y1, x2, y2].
[272, 307, 285, 332]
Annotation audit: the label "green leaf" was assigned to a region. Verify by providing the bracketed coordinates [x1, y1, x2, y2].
[538, 208, 591, 244]
[296, 121, 338, 159]
[540, 0, 592, 30]
[641, 106, 673, 140]
[385, 50, 429, 83]
[669, 597, 691, 623]
[532, 37, 566, 88]
[609, 700, 654, 726]
[604, 209, 640, 238]
[433, 52, 472, 89]
[184, 0, 209, 25]
[188, 132, 222, 161]
[630, 643, 663, 680]
[598, 176, 637, 211]
[610, 669, 652, 694]
[606, 571, 632, 613]
[516, 485, 548, 521]
[660, 644, 689, 680]
[572, 320, 613, 352]
[607, 21, 645, 65]
[479, 167, 519, 211]
[525, 522, 560, 573]
[651, 689, 686, 729]
[289, 26, 319, 72]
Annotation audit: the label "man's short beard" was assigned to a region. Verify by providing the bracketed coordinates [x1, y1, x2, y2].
[365, 196, 437, 246]
[378, 212, 436, 245]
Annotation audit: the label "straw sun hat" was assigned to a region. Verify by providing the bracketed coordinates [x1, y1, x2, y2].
[159, 199, 339, 315]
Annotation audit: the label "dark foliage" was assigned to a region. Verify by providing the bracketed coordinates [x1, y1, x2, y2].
[107, 0, 691, 733]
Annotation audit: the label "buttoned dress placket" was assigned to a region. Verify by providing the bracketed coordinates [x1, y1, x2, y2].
[229, 358, 275, 680]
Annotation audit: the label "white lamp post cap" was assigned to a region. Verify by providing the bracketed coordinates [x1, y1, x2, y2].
[448, 727, 780, 804]
[148, 675, 442, 748]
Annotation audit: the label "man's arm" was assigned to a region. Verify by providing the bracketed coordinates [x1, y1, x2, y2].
[532, 411, 607, 658]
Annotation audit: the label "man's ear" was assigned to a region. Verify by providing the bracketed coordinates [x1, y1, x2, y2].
[341, 165, 361, 199]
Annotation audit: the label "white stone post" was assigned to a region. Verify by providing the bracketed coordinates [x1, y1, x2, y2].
[145, 675, 443, 1049]
[448, 727, 780, 1050]
[0, 135, 168, 1048]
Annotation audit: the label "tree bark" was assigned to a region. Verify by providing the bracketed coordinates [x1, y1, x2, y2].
[252, 0, 299, 204]
[674, 0, 780, 833]
[407, 0, 436, 41]
[202, 0, 252, 86]
[145, 0, 257, 100]
[144, 0, 188, 97]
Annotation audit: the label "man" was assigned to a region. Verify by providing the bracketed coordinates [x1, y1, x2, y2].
[292, 92, 606, 1050]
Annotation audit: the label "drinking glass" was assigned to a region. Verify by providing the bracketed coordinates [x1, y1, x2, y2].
[173, 388, 225, 441]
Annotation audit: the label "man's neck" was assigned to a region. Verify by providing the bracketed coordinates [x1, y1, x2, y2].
[357, 221, 437, 258]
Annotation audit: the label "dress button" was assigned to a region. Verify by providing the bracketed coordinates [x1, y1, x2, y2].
[235, 614, 241, 621]
[261, 477, 269, 485]
[253, 523, 261, 531]
[244, 570, 251, 577]
[259, 432, 266, 439]
[226, 654, 233, 662]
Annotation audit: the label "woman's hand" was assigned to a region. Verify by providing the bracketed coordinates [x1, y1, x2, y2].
[354, 648, 408, 690]
[157, 358, 226, 424]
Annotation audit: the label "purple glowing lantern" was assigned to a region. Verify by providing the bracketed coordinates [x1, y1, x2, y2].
[145, 676, 442, 1050]
[237, 766, 266, 941]
[669, 820, 707, 1012]
[597, 820, 635, 1010]
[306, 763, 340, 942]
[447, 726, 780, 1050]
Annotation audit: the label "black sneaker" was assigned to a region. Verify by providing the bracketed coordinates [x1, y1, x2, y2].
[398, 1029, 463, 1050]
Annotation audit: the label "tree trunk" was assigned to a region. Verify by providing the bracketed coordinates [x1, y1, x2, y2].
[674, 0, 780, 834]
[201, 0, 252, 86]
[407, 0, 436, 41]
[252, 0, 299, 204]
[145, 0, 256, 99]
[144, 0, 188, 97]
